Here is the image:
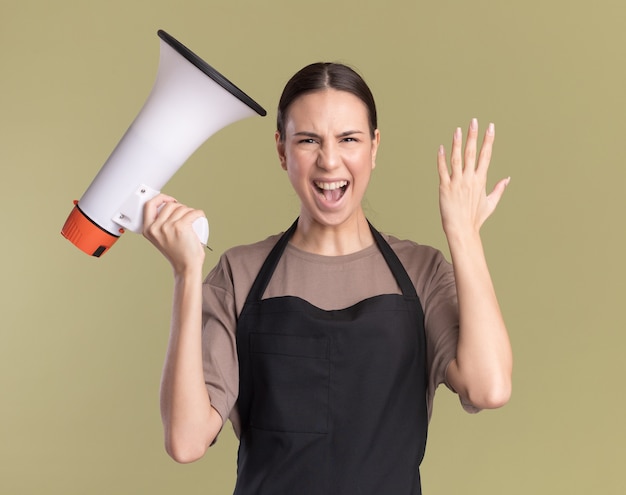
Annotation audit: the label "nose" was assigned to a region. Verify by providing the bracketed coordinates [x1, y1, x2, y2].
[316, 141, 341, 171]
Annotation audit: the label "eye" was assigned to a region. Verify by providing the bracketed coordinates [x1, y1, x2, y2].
[341, 136, 359, 143]
[299, 138, 317, 144]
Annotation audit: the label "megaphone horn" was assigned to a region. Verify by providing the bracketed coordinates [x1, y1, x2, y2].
[61, 30, 266, 257]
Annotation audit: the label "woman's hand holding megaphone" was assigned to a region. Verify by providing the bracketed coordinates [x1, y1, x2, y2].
[143, 194, 207, 273]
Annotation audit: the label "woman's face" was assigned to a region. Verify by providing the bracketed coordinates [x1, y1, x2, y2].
[276, 89, 380, 229]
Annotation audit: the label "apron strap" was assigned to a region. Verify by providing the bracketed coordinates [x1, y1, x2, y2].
[368, 221, 418, 299]
[245, 218, 299, 304]
[245, 218, 419, 303]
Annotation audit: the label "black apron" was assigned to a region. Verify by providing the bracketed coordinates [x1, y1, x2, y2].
[234, 220, 428, 495]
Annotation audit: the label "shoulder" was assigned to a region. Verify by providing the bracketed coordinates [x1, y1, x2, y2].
[382, 233, 451, 272]
[204, 233, 283, 305]
[223, 233, 282, 266]
[379, 232, 455, 301]
[210, 233, 282, 280]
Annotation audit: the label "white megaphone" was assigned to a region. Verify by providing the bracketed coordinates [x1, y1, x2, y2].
[61, 30, 266, 257]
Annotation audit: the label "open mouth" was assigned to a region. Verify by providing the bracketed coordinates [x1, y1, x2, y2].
[314, 180, 348, 202]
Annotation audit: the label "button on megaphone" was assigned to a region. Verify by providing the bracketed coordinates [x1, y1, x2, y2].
[61, 30, 266, 257]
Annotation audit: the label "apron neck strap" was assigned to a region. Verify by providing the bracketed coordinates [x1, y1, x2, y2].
[245, 218, 417, 303]
[367, 221, 417, 298]
[245, 219, 299, 304]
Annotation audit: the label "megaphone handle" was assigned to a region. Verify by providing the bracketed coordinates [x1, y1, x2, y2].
[155, 199, 209, 246]
[193, 216, 209, 246]
[116, 185, 209, 245]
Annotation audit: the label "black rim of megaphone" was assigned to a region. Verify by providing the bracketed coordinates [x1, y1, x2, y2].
[158, 30, 267, 117]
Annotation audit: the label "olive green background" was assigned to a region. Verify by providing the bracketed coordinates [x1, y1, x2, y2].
[2, 0, 624, 493]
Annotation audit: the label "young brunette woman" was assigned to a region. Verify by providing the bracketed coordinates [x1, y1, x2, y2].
[143, 62, 512, 495]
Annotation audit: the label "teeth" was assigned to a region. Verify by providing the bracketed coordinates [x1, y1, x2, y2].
[315, 180, 348, 190]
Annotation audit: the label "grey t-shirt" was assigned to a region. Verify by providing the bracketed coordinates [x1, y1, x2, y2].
[202, 231, 477, 439]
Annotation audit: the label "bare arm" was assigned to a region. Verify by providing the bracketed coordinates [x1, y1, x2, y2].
[143, 194, 223, 463]
[437, 119, 513, 410]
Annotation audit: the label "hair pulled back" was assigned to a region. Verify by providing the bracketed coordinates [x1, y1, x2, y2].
[276, 62, 378, 141]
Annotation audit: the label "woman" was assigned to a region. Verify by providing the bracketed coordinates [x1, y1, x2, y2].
[143, 62, 512, 494]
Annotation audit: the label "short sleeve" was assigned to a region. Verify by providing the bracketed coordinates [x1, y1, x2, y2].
[389, 238, 481, 417]
[421, 250, 481, 415]
[201, 255, 241, 436]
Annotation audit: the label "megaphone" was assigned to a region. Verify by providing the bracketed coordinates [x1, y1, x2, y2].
[61, 30, 266, 257]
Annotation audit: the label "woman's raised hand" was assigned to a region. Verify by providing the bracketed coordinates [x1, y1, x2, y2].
[437, 119, 510, 239]
[142, 194, 206, 273]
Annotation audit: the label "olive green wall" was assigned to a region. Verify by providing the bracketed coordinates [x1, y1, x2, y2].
[2, 0, 624, 493]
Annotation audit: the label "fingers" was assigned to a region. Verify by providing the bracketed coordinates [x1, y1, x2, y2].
[437, 144, 450, 185]
[143, 193, 177, 231]
[450, 126, 463, 177]
[464, 118, 479, 171]
[476, 122, 495, 175]
[438, 119, 495, 178]
[143, 193, 205, 239]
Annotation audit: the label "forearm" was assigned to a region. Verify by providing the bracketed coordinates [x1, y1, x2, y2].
[446, 230, 512, 409]
[160, 267, 222, 463]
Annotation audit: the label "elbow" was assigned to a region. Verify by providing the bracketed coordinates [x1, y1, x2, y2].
[476, 388, 511, 410]
[467, 380, 512, 410]
[449, 359, 513, 410]
[167, 448, 204, 465]
[165, 436, 209, 464]
[161, 408, 222, 463]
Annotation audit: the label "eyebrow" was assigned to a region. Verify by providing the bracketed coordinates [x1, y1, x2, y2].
[293, 130, 365, 139]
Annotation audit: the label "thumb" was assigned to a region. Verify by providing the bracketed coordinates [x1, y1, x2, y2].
[487, 176, 511, 209]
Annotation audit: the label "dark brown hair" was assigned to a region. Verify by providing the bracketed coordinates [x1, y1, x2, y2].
[276, 62, 378, 141]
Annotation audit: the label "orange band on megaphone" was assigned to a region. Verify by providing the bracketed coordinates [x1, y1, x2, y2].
[61, 204, 121, 257]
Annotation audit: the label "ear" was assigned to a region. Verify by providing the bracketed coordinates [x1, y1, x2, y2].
[275, 131, 287, 170]
[371, 129, 380, 170]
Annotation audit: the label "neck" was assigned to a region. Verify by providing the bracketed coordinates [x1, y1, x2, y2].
[290, 211, 374, 256]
